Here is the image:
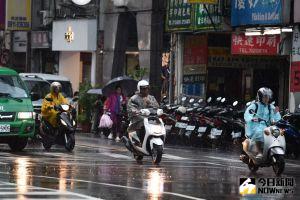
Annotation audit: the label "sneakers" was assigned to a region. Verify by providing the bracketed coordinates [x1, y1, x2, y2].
[115, 136, 121, 142]
[108, 133, 113, 140]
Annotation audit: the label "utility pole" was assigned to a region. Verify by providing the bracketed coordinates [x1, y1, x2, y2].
[169, 33, 176, 104]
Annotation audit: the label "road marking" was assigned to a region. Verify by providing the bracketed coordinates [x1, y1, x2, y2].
[163, 154, 188, 160]
[0, 181, 101, 200]
[204, 156, 241, 163]
[0, 173, 205, 200]
[100, 152, 132, 159]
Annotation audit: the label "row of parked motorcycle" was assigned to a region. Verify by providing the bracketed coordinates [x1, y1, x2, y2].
[158, 96, 300, 160]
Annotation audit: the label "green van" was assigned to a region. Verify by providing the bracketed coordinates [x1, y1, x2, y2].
[0, 67, 38, 151]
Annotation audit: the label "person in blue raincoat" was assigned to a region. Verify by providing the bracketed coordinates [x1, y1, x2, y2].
[244, 87, 281, 158]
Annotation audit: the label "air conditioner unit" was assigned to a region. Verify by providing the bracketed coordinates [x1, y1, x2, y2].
[112, 0, 129, 7]
[40, 10, 53, 26]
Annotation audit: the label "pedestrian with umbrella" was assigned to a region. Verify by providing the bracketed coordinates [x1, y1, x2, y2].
[104, 85, 127, 142]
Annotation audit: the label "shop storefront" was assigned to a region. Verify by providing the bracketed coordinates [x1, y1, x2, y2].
[52, 19, 97, 92]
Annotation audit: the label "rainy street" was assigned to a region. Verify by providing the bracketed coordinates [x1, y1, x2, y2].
[0, 133, 299, 200]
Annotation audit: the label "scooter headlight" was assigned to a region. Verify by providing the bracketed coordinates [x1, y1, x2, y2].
[271, 127, 280, 138]
[60, 119, 67, 126]
[72, 120, 76, 126]
[61, 105, 70, 111]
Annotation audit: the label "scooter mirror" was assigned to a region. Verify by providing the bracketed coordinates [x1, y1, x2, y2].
[157, 109, 164, 116]
[181, 97, 187, 102]
[189, 98, 195, 103]
[198, 99, 203, 103]
[207, 97, 212, 103]
[193, 103, 199, 107]
[246, 101, 252, 107]
[221, 98, 226, 103]
[216, 97, 222, 101]
[233, 101, 238, 107]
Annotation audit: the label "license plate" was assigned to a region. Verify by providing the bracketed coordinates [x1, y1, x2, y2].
[211, 128, 222, 136]
[165, 125, 172, 130]
[0, 124, 10, 133]
[186, 125, 195, 131]
[198, 127, 207, 133]
[175, 122, 187, 129]
[231, 132, 241, 138]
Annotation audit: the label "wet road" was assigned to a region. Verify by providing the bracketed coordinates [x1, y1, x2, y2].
[0, 133, 299, 200]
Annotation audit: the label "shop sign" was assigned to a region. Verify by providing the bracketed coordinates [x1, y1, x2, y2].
[166, 0, 221, 31]
[231, 34, 280, 55]
[13, 31, 27, 52]
[292, 25, 300, 62]
[188, 0, 218, 4]
[5, 0, 31, 30]
[52, 19, 97, 51]
[183, 74, 206, 84]
[166, 0, 192, 31]
[294, 0, 300, 23]
[231, 0, 282, 26]
[184, 35, 207, 67]
[65, 26, 74, 43]
[31, 31, 50, 49]
[194, 3, 221, 30]
[0, 0, 5, 29]
[290, 62, 300, 92]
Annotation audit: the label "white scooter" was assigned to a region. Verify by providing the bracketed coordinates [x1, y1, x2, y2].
[122, 108, 166, 164]
[240, 109, 286, 176]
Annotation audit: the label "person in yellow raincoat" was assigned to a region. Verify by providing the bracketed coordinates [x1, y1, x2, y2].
[41, 82, 68, 128]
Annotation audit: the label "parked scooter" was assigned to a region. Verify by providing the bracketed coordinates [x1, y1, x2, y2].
[122, 108, 166, 164]
[240, 109, 286, 176]
[39, 97, 76, 151]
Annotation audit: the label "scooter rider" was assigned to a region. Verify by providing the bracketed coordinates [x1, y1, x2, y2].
[41, 82, 69, 128]
[126, 80, 159, 138]
[244, 87, 281, 159]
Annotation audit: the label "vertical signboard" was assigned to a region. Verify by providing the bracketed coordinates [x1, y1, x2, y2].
[166, 0, 192, 31]
[6, 0, 31, 30]
[291, 26, 300, 92]
[0, 0, 5, 29]
[231, 0, 282, 26]
[194, 3, 221, 30]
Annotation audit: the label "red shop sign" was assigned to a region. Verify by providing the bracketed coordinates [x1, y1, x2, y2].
[231, 34, 280, 55]
[184, 35, 208, 66]
[291, 62, 300, 92]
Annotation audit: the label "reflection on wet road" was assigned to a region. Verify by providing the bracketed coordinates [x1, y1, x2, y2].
[0, 133, 299, 199]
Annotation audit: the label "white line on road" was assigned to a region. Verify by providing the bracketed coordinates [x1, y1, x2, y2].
[163, 154, 188, 160]
[100, 152, 132, 159]
[0, 172, 205, 200]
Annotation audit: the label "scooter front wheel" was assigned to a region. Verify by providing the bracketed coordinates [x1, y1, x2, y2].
[272, 155, 285, 176]
[65, 133, 75, 152]
[151, 145, 163, 165]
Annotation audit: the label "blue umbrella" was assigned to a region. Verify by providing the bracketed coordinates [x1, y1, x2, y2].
[102, 76, 138, 97]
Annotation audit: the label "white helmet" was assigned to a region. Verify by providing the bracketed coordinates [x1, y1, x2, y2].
[137, 80, 149, 93]
[50, 81, 62, 93]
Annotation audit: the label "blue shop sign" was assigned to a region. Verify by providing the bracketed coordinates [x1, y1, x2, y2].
[231, 0, 282, 26]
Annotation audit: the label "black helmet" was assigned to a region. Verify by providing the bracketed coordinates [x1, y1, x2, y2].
[257, 87, 273, 103]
